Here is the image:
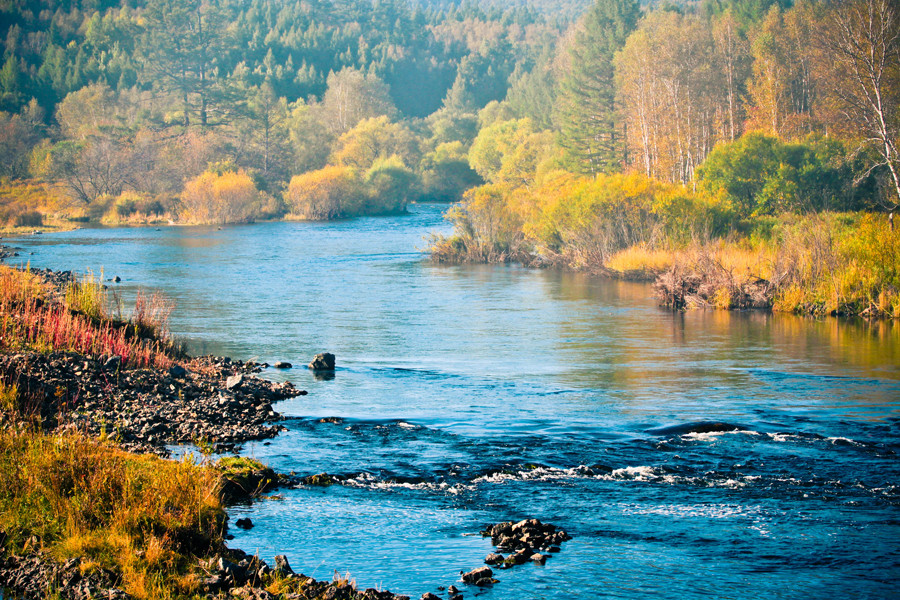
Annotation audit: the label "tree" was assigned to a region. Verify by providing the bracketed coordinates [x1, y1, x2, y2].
[712, 10, 751, 141]
[364, 155, 418, 213]
[616, 11, 725, 184]
[240, 82, 290, 184]
[818, 0, 900, 208]
[319, 68, 396, 134]
[330, 116, 420, 171]
[420, 141, 483, 202]
[555, 0, 640, 175]
[746, 2, 822, 138]
[139, 0, 230, 128]
[468, 118, 554, 189]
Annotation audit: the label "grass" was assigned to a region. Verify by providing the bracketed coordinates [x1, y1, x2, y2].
[656, 213, 900, 317]
[0, 265, 175, 368]
[65, 269, 108, 320]
[0, 425, 225, 599]
[605, 246, 676, 280]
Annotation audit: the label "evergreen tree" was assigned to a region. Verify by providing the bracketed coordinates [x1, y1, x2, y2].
[555, 0, 640, 175]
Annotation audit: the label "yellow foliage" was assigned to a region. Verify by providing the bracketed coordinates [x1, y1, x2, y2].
[606, 245, 676, 278]
[285, 165, 360, 220]
[0, 430, 225, 598]
[180, 169, 264, 224]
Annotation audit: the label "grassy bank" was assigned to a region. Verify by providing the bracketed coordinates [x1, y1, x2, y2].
[0, 426, 225, 598]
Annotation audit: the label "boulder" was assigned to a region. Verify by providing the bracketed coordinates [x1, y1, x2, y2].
[235, 518, 254, 530]
[461, 566, 492, 584]
[273, 361, 292, 369]
[168, 364, 188, 378]
[273, 555, 294, 576]
[484, 553, 504, 565]
[421, 594, 441, 600]
[308, 353, 335, 371]
[226, 374, 244, 390]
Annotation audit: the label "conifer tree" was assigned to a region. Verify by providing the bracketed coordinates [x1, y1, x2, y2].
[555, 0, 640, 175]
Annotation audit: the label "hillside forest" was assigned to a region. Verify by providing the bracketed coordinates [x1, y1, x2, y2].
[1, 0, 899, 316]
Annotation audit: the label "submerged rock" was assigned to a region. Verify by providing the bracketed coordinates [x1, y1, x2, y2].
[308, 352, 335, 371]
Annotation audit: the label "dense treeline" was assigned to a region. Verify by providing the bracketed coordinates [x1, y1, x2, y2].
[0, 0, 566, 223]
[2, 0, 899, 319]
[433, 0, 900, 317]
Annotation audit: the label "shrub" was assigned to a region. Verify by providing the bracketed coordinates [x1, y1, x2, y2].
[180, 169, 265, 224]
[285, 165, 361, 220]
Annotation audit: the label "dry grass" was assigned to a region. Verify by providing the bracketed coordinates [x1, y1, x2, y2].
[0, 426, 225, 599]
[0, 264, 50, 304]
[657, 213, 900, 317]
[605, 245, 677, 279]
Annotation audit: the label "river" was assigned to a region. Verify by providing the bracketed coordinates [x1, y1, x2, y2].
[11, 203, 900, 599]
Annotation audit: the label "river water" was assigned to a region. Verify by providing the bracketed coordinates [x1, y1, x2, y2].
[11, 204, 900, 599]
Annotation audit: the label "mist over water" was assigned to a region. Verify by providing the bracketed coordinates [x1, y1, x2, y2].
[13, 204, 900, 599]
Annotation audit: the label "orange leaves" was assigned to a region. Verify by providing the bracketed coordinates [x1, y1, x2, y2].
[180, 169, 265, 224]
[285, 165, 360, 220]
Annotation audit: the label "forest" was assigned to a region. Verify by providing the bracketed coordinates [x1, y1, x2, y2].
[0, 0, 898, 316]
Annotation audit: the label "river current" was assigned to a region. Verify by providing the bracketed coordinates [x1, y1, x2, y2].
[12, 204, 900, 599]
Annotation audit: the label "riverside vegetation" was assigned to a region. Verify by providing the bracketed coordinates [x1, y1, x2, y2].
[428, 0, 900, 319]
[2, 0, 898, 317]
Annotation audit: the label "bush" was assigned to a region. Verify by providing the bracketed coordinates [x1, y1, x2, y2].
[697, 132, 860, 217]
[285, 166, 361, 220]
[180, 169, 267, 224]
[12, 209, 42, 227]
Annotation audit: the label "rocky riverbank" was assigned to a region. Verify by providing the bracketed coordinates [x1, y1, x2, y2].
[0, 546, 413, 600]
[0, 351, 304, 456]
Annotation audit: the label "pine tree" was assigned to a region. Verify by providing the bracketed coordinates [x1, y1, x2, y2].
[555, 0, 640, 175]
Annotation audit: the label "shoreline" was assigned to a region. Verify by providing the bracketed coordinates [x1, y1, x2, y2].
[0, 264, 573, 600]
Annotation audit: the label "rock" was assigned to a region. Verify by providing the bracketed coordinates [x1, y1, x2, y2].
[273, 555, 294, 576]
[308, 352, 335, 371]
[530, 553, 547, 565]
[235, 518, 254, 530]
[447, 586, 458, 594]
[226, 374, 244, 390]
[484, 553, 504, 565]
[273, 361, 292, 369]
[168, 365, 188, 378]
[461, 566, 492, 584]
[113, 275, 121, 283]
[103, 356, 122, 371]
[217, 557, 247, 585]
[421, 594, 441, 600]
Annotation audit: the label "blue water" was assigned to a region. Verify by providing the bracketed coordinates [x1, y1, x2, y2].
[11, 204, 900, 598]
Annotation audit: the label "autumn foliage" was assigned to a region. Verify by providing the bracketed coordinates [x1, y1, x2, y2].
[180, 169, 267, 224]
